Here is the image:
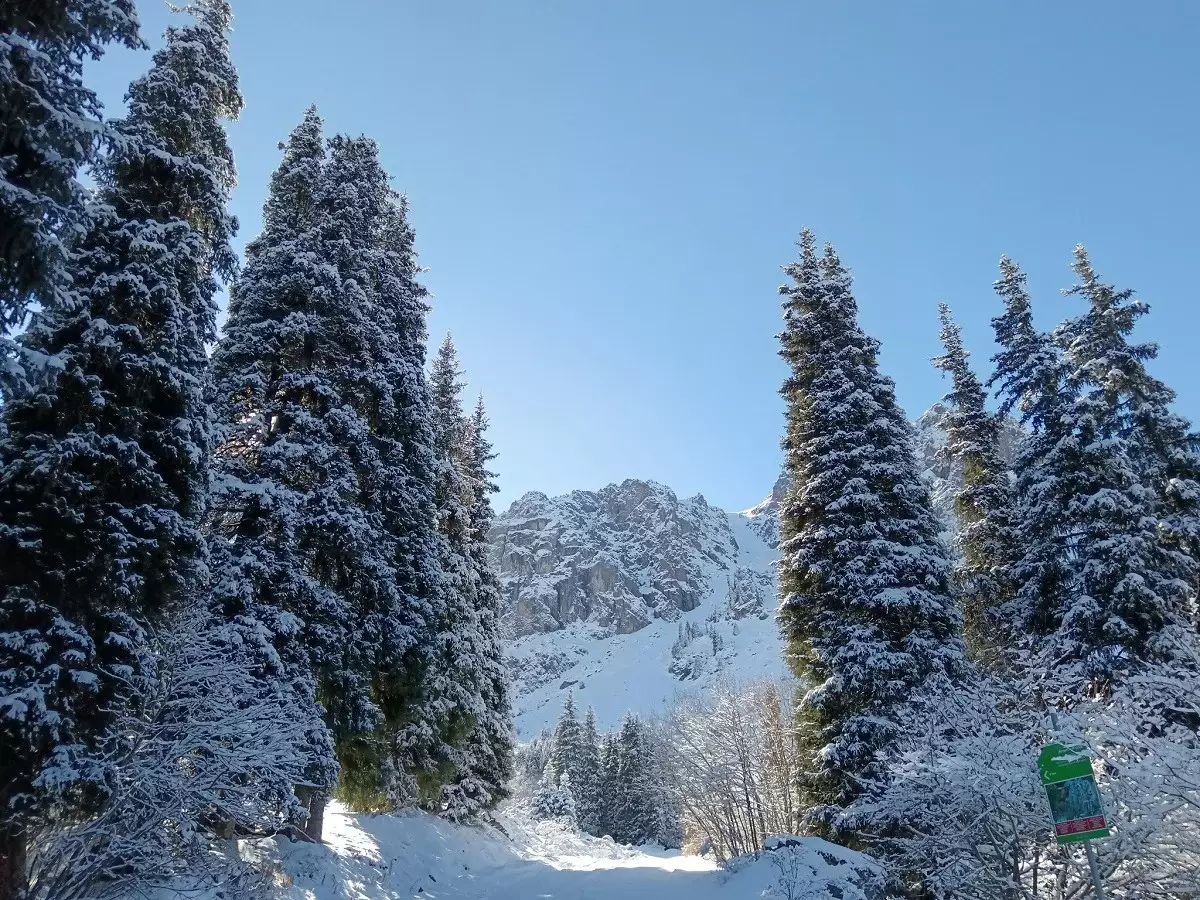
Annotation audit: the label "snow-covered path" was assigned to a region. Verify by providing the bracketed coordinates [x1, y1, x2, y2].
[261, 802, 879, 900]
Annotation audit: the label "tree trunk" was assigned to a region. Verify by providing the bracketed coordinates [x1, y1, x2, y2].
[300, 789, 327, 843]
[0, 828, 27, 900]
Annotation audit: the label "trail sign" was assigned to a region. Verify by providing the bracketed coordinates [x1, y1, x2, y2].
[1038, 743, 1111, 844]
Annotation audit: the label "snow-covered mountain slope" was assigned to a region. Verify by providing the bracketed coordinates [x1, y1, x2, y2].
[491, 406, 1019, 737]
[494, 484, 785, 737]
[246, 802, 884, 900]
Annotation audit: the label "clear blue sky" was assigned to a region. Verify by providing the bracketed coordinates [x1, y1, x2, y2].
[89, 1, 1200, 512]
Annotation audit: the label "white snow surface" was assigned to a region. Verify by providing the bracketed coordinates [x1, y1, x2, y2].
[245, 801, 882, 900]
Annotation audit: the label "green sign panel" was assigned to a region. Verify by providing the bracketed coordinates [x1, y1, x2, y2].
[1038, 743, 1111, 844]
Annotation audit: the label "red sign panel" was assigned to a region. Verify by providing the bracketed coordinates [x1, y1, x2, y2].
[1055, 815, 1108, 837]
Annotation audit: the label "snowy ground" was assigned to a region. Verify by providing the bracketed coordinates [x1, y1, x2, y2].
[510, 511, 787, 738]
[247, 801, 881, 900]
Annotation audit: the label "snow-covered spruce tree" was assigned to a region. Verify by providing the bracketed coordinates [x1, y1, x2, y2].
[0, 2, 239, 890]
[549, 692, 582, 787]
[776, 231, 967, 838]
[608, 714, 663, 846]
[440, 396, 515, 818]
[994, 251, 1195, 682]
[933, 304, 1021, 670]
[545, 695, 607, 834]
[416, 333, 484, 808]
[309, 134, 443, 816]
[205, 107, 349, 838]
[0, 0, 141, 330]
[574, 705, 603, 834]
[1051, 246, 1198, 672]
[210, 128, 451, 830]
[597, 731, 620, 838]
[356, 184, 451, 811]
[988, 256, 1079, 642]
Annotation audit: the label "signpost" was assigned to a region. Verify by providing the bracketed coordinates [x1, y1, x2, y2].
[1039, 742, 1109, 899]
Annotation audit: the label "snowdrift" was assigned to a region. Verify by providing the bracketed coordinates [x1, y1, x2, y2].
[239, 802, 885, 899]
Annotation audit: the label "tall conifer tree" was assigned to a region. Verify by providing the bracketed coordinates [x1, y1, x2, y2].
[549, 693, 582, 788]
[441, 396, 514, 817]
[0, 0, 239, 887]
[988, 258, 1077, 640]
[360, 186, 450, 811]
[420, 334, 482, 803]
[933, 304, 1020, 668]
[777, 230, 966, 835]
[210, 127, 452, 829]
[574, 706, 603, 834]
[206, 107, 344, 836]
[0, 0, 141, 328]
[1051, 248, 1198, 674]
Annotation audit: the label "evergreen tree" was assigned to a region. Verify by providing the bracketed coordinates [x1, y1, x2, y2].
[549, 693, 582, 787]
[420, 334, 483, 806]
[205, 107, 346, 836]
[776, 230, 966, 836]
[610, 714, 658, 845]
[933, 304, 1020, 669]
[1051, 247, 1197, 675]
[441, 396, 515, 818]
[0, 0, 141, 328]
[575, 706, 603, 834]
[597, 730, 621, 838]
[0, 0, 239, 889]
[992, 250, 1197, 682]
[988, 257, 1077, 638]
[311, 134, 434, 813]
[360, 184, 451, 811]
[210, 126, 452, 829]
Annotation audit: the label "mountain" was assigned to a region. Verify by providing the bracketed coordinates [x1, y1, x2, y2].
[490, 479, 783, 737]
[490, 405, 1020, 738]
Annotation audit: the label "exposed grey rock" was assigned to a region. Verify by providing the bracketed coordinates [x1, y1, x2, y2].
[489, 479, 739, 638]
[742, 469, 787, 549]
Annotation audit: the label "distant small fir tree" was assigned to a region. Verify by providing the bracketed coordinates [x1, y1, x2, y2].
[574, 706, 603, 834]
[608, 714, 660, 846]
[549, 693, 582, 787]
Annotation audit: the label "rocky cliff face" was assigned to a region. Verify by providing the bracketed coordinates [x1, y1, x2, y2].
[490, 479, 740, 639]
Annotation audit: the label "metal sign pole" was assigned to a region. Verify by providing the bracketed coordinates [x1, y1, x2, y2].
[1083, 841, 1107, 900]
[1039, 710, 1110, 898]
